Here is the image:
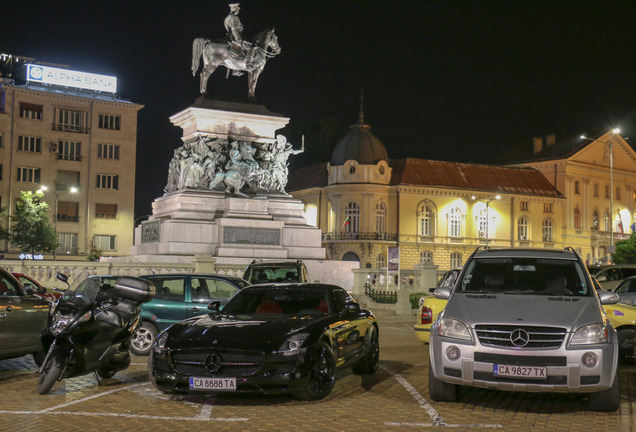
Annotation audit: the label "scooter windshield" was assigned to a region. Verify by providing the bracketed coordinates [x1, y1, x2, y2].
[61, 277, 102, 307]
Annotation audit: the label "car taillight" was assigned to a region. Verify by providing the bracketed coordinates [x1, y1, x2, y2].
[421, 306, 433, 324]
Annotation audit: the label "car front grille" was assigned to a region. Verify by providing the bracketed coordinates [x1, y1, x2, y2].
[475, 325, 567, 349]
[170, 350, 262, 377]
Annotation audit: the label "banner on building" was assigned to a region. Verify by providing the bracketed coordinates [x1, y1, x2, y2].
[388, 246, 399, 271]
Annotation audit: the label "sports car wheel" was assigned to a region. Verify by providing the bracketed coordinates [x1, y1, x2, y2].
[130, 322, 158, 356]
[294, 341, 336, 400]
[352, 326, 379, 374]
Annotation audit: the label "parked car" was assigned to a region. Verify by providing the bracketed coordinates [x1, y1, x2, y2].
[0, 267, 52, 365]
[243, 259, 309, 284]
[12, 273, 61, 302]
[590, 264, 636, 291]
[612, 276, 636, 306]
[149, 283, 379, 399]
[413, 268, 461, 344]
[129, 274, 249, 355]
[429, 247, 621, 412]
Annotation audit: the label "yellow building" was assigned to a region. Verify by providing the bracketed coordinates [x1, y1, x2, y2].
[0, 55, 143, 259]
[505, 130, 636, 265]
[288, 112, 567, 271]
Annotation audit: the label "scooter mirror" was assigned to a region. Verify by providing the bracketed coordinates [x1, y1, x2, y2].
[56, 273, 69, 284]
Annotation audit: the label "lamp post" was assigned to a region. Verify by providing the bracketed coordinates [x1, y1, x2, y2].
[38, 184, 78, 260]
[471, 194, 501, 246]
[580, 128, 620, 263]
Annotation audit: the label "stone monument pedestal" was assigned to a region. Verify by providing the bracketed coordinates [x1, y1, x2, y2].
[130, 97, 325, 261]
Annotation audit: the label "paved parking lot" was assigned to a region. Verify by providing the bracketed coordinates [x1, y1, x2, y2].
[0, 311, 634, 432]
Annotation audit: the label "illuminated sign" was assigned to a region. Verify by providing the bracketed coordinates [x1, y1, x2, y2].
[26, 64, 117, 93]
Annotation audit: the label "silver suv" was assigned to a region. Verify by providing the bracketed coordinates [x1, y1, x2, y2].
[429, 247, 621, 412]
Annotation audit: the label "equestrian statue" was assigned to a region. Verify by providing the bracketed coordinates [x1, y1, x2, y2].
[192, 3, 281, 100]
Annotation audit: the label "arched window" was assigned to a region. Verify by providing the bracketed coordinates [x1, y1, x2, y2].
[518, 216, 529, 240]
[342, 252, 359, 262]
[574, 207, 581, 229]
[542, 218, 553, 242]
[376, 254, 385, 269]
[477, 208, 488, 238]
[448, 207, 462, 238]
[344, 202, 360, 234]
[604, 210, 610, 232]
[375, 202, 386, 233]
[418, 204, 433, 236]
[421, 251, 433, 263]
[592, 210, 599, 230]
[450, 252, 462, 269]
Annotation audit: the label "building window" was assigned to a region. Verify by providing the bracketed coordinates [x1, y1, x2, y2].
[604, 210, 610, 232]
[543, 203, 553, 213]
[593, 183, 599, 197]
[94, 235, 116, 251]
[592, 210, 599, 230]
[58, 140, 81, 161]
[421, 251, 433, 263]
[344, 202, 359, 234]
[57, 170, 80, 190]
[616, 186, 622, 201]
[18, 135, 42, 153]
[57, 201, 79, 222]
[19, 102, 43, 120]
[574, 207, 581, 229]
[605, 185, 610, 199]
[375, 202, 386, 233]
[0, 133, 3, 148]
[574, 181, 580, 194]
[518, 216, 529, 240]
[450, 252, 462, 269]
[477, 208, 488, 238]
[16, 166, 40, 183]
[542, 219, 553, 242]
[519, 201, 528, 211]
[96, 174, 119, 190]
[57, 233, 78, 255]
[0, 164, 3, 181]
[418, 204, 433, 236]
[98, 114, 121, 130]
[97, 143, 120, 160]
[95, 203, 117, 219]
[55, 108, 85, 133]
[376, 254, 385, 269]
[448, 207, 462, 238]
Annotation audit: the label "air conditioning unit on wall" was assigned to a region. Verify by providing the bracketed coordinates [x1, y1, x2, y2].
[49, 142, 58, 152]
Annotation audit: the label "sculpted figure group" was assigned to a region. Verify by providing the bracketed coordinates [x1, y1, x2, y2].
[164, 135, 303, 197]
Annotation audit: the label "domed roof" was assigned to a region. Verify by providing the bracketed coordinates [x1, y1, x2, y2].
[330, 100, 389, 165]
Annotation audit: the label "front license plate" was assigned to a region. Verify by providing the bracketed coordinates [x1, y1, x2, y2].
[189, 377, 237, 391]
[493, 364, 547, 379]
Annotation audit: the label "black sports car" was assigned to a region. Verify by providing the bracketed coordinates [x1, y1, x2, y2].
[149, 283, 379, 399]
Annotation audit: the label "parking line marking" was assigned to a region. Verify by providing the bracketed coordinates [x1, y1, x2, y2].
[195, 404, 214, 419]
[0, 410, 247, 422]
[39, 382, 148, 413]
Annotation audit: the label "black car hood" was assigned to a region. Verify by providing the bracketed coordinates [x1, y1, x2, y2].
[166, 313, 326, 351]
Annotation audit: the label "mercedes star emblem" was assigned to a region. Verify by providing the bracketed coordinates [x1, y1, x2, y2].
[510, 329, 530, 347]
[204, 353, 223, 372]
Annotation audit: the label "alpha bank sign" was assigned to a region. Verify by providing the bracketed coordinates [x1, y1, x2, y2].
[26, 64, 117, 93]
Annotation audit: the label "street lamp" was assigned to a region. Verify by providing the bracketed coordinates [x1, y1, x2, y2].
[38, 184, 78, 260]
[580, 128, 620, 263]
[471, 194, 501, 245]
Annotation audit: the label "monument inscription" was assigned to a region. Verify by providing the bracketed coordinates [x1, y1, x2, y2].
[223, 227, 280, 245]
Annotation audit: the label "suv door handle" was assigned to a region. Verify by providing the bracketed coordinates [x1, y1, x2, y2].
[6, 305, 14, 312]
[189, 307, 200, 312]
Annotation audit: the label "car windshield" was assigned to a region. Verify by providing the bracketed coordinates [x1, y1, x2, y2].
[222, 288, 330, 315]
[247, 267, 299, 283]
[459, 258, 590, 296]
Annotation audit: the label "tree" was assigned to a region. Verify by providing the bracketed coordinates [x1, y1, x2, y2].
[613, 232, 636, 264]
[7, 190, 58, 257]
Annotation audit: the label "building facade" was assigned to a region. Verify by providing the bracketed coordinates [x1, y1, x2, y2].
[288, 111, 568, 272]
[0, 54, 143, 259]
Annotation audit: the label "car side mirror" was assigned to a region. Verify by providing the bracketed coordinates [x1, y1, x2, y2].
[428, 287, 435, 293]
[208, 300, 221, 311]
[434, 286, 452, 300]
[343, 302, 361, 314]
[24, 286, 36, 295]
[598, 290, 619, 305]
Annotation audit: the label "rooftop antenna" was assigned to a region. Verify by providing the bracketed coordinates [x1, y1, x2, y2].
[358, 86, 364, 124]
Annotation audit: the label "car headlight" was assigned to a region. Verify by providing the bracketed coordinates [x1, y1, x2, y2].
[438, 317, 472, 341]
[277, 332, 309, 356]
[153, 331, 169, 354]
[569, 323, 608, 345]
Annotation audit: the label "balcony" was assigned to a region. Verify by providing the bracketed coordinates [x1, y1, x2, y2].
[322, 231, 396, 241]
[52, 123, 89, 134]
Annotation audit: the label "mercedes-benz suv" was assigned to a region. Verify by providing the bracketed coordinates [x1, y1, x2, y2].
[429, 247, 621, 412]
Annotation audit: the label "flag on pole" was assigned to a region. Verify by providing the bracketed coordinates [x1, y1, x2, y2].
[618, 220, 624, 233]
[631, 222, 636, 232]
[341, 216, 351, 229]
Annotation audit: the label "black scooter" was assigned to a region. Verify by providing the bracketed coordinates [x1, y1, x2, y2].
[37, 274, 155, 395]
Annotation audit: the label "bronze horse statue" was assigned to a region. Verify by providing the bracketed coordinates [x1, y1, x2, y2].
[192, 28, 281, 99]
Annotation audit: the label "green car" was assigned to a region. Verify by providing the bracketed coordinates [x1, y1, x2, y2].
[130, 274, 249, 355]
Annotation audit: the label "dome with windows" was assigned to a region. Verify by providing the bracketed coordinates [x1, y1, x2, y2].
[330, 105, 388, 166]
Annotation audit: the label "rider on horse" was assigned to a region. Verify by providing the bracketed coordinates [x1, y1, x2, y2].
[224, 3, 255, 74]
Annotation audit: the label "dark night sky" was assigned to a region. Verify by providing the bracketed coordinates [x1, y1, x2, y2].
[2, 1, 635, 218]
